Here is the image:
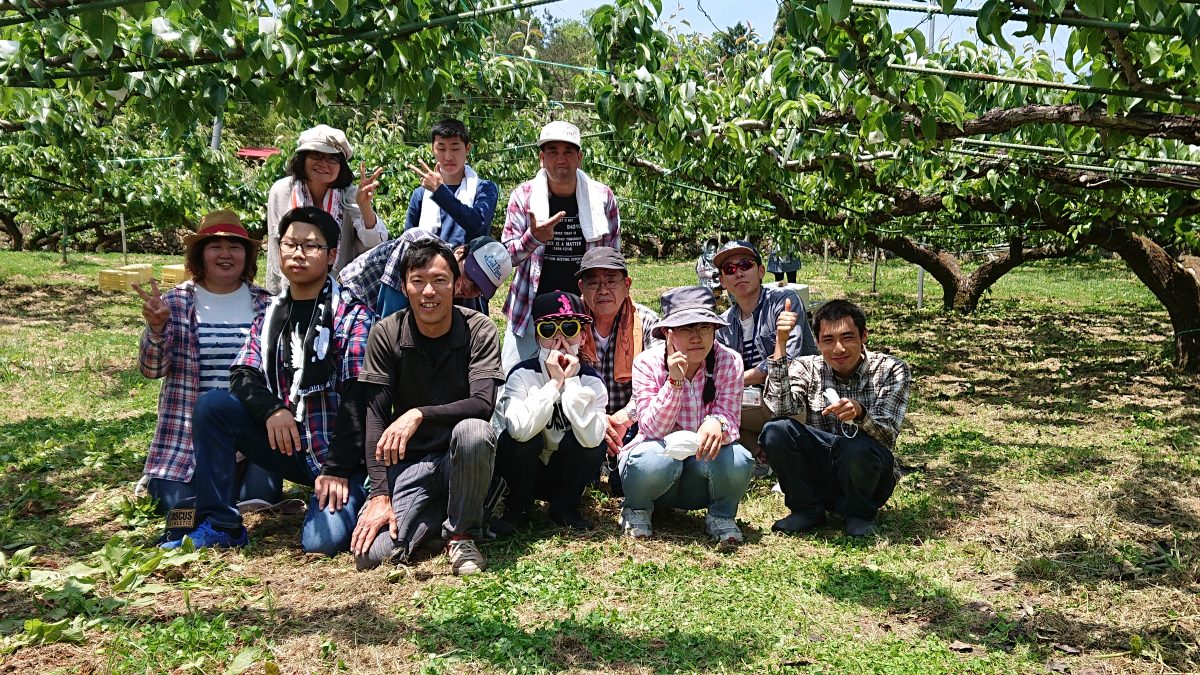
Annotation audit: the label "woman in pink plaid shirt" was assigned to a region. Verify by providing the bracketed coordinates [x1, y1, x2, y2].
[618, 287, 755, 547]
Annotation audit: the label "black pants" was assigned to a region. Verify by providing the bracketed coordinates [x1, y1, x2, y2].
[496, 430, 605, 515]
[772, 271, 797, 284]
[761, 418, 896, 520]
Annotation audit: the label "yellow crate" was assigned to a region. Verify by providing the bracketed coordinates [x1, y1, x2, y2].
[118, 263, 153, 285]
[98, 269, 139, 292]
[160, 264, 187, 287]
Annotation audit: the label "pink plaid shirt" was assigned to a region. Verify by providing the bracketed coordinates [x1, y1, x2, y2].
[139, 280, 272, 482]
[623, 341, 744, 452]
[500, 178, 620, 337]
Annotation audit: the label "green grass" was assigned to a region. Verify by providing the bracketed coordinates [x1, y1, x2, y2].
[0, 252, 1197, 674]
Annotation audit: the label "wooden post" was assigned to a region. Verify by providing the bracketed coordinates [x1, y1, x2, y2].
[846, 240, 855, 277]
[871, 247, 880, 292]
[120, 213, 127, 265]
[823, 240, 830, 275]
[60, 221, 67, 264]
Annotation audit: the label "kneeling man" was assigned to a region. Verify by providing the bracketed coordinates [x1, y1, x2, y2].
[761, 299, 911, 537]
[350, 239, 504, 575]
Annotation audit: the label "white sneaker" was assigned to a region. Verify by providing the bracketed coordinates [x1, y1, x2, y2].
[705, 514, 743, 547]
[447, 537, 486, 576]
[620, 507, 652, 539]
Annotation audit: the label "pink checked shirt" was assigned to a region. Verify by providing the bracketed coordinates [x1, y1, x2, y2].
[500, 178, 620, 337]
[623, 341, 744, 452]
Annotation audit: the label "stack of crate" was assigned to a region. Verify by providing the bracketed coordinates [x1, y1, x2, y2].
[96, 263, 153, 292]
[160, 264, 187, 286]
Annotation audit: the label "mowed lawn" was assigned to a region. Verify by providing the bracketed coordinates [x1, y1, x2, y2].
[0, 250, 1197, 674]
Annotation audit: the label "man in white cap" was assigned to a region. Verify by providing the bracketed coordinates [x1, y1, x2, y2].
[499, 121, 621, 372]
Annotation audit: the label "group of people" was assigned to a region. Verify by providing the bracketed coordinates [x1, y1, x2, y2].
[136, 119, 912, 576]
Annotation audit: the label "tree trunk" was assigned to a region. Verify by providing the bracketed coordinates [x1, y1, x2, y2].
[866, 234, 1084, 312]
[1102, 230, 1200, 372]
[865, 233, 966, 310]
[0, 210, 22, 251]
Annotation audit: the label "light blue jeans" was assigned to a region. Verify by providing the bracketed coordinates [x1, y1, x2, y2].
[619, 441, 754, 519]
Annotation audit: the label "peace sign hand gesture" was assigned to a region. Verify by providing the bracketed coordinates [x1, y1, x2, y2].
[407, 159, 444, 193]
[133, 279, 170, 335]
[355, 162, 384, 210]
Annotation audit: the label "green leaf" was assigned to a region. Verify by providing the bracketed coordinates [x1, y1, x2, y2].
[921, 113, 938, 141]
[225, 647, 264, 675]
[1074, 0, 1102, 17]
[331, 0, 349, 18]
[182, 33, 201, 58]
[827, 0, 852, 23]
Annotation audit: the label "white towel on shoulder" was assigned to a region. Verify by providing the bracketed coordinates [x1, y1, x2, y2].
[528, 168, 610, 242]
[419, 165, 480, 234]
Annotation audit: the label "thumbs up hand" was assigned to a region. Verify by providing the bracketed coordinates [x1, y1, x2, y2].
[776, 297, 798, 342]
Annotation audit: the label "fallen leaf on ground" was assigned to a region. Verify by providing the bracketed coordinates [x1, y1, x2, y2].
[949, 640, 974, 652]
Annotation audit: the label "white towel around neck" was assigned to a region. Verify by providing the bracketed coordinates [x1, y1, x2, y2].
[418, 165, 480, 234]
[528, 168, 610, 242]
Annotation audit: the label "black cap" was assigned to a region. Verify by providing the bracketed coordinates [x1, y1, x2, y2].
[575, 246, 628, 278]
[712, 240, 761, 270]
[532, 290, 592, 323]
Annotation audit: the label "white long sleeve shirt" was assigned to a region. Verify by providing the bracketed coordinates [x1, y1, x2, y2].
[493, 356, 609, 462]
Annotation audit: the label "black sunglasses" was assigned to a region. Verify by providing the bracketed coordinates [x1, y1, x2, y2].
[535, 319, 583, 340]
[720, 258, 756, 275]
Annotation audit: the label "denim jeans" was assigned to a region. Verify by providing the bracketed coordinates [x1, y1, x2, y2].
[619, 441, 754, 519]
[760, 418, 897, 521]
[496, 430, 605, 515]
[148, 463, 283, 516]
[190, 390, 366, 556]
[356, 418, 495, 570]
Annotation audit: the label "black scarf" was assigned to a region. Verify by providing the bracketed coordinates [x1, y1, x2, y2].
[261, 276, 340, 419]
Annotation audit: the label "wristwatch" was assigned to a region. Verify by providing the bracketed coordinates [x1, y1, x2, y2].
[704, 414, 728, 434]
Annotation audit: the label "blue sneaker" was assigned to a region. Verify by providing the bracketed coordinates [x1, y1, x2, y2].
[160, 520, 248, 550]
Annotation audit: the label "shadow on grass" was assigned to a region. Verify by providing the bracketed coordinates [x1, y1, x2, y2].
[410, 613, 760, 672]
[0, 413, 153, 552]
[0, 283, 121, 329]
[811, 560, 1198, 669]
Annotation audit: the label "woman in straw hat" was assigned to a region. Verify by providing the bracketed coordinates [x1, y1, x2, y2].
[265, 124, 388, 293]
[135, 210, 282, 518]
[617, 286, 755, 548]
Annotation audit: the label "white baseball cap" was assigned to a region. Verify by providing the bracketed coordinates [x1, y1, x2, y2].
[296, 124, 353, 160]
[464, 236, 513, 301]
[537, 121, 582, 148]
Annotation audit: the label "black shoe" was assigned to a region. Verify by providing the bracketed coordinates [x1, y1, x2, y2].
[771, 511, 826, 534]
[549, 509, 595, 531]
[845, 516, 878, 537]
[490, 510, 531, 538]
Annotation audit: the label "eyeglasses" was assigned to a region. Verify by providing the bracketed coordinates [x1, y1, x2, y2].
[581, 277, 625, 291]
[673, 324, 715, 338]
[720, 259, 756, 276]
[535, 319, 583, 340]
[279, 240, 329, 255]
[306, 152, 342, 165]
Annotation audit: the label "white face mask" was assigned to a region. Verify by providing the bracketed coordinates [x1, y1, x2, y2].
[538, 342, 580, 365]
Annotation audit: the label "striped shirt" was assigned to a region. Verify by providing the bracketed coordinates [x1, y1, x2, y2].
[764, 350, 911, 450]
[193, 285, 255, 393]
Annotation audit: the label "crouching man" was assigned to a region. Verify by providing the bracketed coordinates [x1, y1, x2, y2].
[163, 207, 372, 554]
[349, 239, 504, 575]
[761, 299, 911, 537]
[491, 291, 608, 535]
